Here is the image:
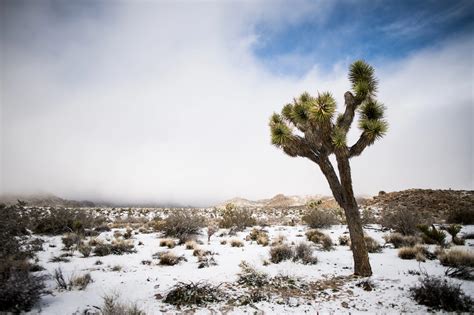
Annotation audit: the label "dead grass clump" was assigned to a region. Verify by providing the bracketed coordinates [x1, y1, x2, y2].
[230, 239, 244, 247]
[271, 234, 286, 246]
[185, 240, 198, 250]
[383, 233, 421, 248]
[338, 235, 350, 246]
[294, 242, 318, 265]
[163, 281, 223, 306]
[398, 245, 433, 260]
[306, 229, 333, 251]
[49, 255, 71, 263]
[93, 240, 136, 256]
[159, 251, 186, 266]
[269, 244, 294, 263]
[101, 293, 146, 315]
[62, 233, 82, 250]
[257, 235, 269, 246]
[69, 273, 93, 290]
[438, 249, 474, 268]
[159, 239, 176, 249]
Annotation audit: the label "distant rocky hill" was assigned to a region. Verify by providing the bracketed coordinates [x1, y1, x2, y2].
[216, 193, 328, 209]
[364, 189, 473, 222]
[0, 194, 96, 208]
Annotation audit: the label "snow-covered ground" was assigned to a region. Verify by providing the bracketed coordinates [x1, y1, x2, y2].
[30, 224, 474, 314]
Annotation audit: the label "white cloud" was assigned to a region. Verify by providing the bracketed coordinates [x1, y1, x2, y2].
[1, 2, 472, 205]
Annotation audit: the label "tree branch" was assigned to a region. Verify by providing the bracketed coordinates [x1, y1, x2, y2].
[317, 156, 345, 206]
[337, 91, 361, 132]
[349, 132, 372, 158]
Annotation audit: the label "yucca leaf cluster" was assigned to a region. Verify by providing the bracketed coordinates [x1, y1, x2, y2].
[269, 60, 388, 158]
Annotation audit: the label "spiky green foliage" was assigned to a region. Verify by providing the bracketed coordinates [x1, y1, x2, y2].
[291, 102, 311, 126]
[349, 60, 378, 100]
[358, 119, 388, 142]
[359, 101, 385, 120]
[331, 127, 347, 148]
[309, 92, 336, 122]
[270, 120, 293, 146]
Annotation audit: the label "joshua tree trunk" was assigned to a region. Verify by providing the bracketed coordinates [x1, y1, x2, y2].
[269, 60, 387, 277]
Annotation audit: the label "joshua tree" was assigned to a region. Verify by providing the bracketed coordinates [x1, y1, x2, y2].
[269, 60, 388, 276]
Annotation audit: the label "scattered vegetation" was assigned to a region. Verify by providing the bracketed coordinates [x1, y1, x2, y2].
[306, 229, 333, 250]
[163, 281, 223, 306]
[383, 233, 421, 248]
[398, 245, 434, 261]
[69, 273, 93, 290]
[93, 240, 136, 256]
[78, 244, 92, 257]
[32, 208, 103, 235]
[269, 244, 293, 263]
[441, 224, 464, 245]
[219, 203, 256, 231]
[438, 248, 474, 268]
[185, 240, 198, 250]
[362, 236, 382, 253]
[446, 207, 474, 225]
[237, 261, 269, 287]
[338, 234, 350, 246]
[229, 239, 244, 247]
[61, 233, 82, 250]
[410, 274, 472, 312]
[159, 252, 186, 266]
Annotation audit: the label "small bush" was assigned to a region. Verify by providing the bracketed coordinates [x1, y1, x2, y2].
[70, 273, 92, 290]
[271, 234, 286, 246]
[441, 224, 465, 245]
[237, 261, 269, 287]
[338, 235, 350, 246]
[111, 265, 122, 272]
[269, 244, 294, 263]
[383, 233, 421, 248]
[302, 208, 338, 229]
[185, 240, 198, 250]
[62, 233, 82, 250]
[49, 255, 71, 263]
[163, 281, 222, 306]
[398, 245, 433, 261]
[410, 274, 472, 312]
[78, 244, 92, 258]
[207, 225, 218, 243]
[257, 235, 269, 246]
[101, 293, 146, 315]
[159, 239, 176, 249]
[364, 236, 382, 253]
[159, 252, 185, 266]
[306, 229, 333, 251]
[438, 249, 474, 268]
[219, 204, 256, 231]
[380, 207, 421, 235]
[230, 239, 244, 248]
[418, 225, 446, 245]
[294, 242, 318, 264]
[159, 210, 205, 243]
[32, 208, 101, 235]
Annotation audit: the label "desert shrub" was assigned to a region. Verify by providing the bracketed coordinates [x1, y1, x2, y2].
[302, 208, 338, 229]
[163, 281, 223, 306]
[53, 268, 68, 290]
[159, 239, 176, 249]
[249, 228, 267, 241]
[101, 293, 146, 315]
[159, 210, 205, 243]
[306, 229, 333, 251]
[363, 236, 382, 253]
[230, 239, 244, 247]
[207, 225, 218, 243]
[0, 259, 46, 313]
[383, 233, 421, 248]
[410, 274, 472, 312]
[32, 208, 101, 235]
[93, 240, 136, 256]
[159, 252, 185, 266]
[111, 265, 122, 272]
[257, 235, 269, 246]
[49, 255, 71, 263]
[237, 261, 269, 287]
[380, 206, 421, 235]
[78, 244, 92, 257]
[220, 240, 227, 245]
[62, 233, 82, 250]
[445, 266, 474, 281]
[123, 228, 133, 239]
[398, 245, 434, 261]
[185, 240, 198, 250]
[446, 208, 474, 225]
[269, 244, 294, 263]
[361, 208, 377, 225]
[197, 255, 218, 269]
[69, 273, 92, 290]
[418, 225, 446, 245]
[219, 204, 256, 231]
[271, 234, 286, 246]
[338, 235, 350, 246]
[438, 249, 474, 268]
[294, 242, 318, 264]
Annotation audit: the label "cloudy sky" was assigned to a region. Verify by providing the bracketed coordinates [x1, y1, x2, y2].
[1, 0, 473, 206]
